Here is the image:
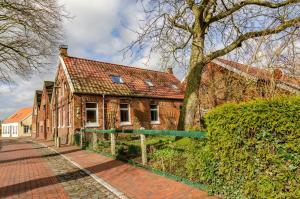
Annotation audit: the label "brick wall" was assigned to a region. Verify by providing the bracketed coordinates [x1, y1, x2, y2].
[31, 94, 40, 139]
[38, 87, 53, 140]
[194, 62, 290, 125]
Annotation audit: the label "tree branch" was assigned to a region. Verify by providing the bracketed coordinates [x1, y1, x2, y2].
[209, 0, 300, 23]
[206, 16, 300, 61]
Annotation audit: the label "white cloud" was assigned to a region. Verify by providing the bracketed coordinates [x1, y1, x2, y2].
[0, 0, 184, 120]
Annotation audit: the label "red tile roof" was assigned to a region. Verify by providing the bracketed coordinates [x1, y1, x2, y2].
[3, 108, 32, 124]
[214, 58, 300, 91]
[63, 56, 184, 99]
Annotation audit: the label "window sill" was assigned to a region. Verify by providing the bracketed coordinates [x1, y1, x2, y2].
[120, 122, 132, 126]
[151, 121, 161, 125]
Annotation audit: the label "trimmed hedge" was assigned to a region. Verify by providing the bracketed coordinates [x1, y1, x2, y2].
[205, 96, 300, 198]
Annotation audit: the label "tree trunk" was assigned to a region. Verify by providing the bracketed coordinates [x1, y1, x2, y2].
[178, 37, 205, 130]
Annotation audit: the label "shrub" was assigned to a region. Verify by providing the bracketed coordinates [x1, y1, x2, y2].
[205, 96, 300, 198]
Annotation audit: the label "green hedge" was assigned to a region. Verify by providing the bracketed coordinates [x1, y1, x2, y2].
[205, 96, 300, 198]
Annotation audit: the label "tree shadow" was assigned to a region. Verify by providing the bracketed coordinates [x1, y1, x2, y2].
[0, 147, 46, 154]
[0, 159, 126, 198]
[0, 148, 82, 164]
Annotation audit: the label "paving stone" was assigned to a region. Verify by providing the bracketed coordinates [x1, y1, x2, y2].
[32, 141, 119, 199]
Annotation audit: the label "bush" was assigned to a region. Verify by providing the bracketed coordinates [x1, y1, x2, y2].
[205, 96, 300, 198]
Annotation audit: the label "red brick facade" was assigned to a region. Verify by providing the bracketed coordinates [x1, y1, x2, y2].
[33, 47, 299, 143]
[32, 82, 54, 140]
[192, 61, 299, 126]
[32, 90, 42, 138]
[52, 61, 183, 144]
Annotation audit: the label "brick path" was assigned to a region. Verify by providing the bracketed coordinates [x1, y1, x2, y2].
[39, 139, 216, 199]
[0, 138, 68, 199]
[0, 138, 119, 199]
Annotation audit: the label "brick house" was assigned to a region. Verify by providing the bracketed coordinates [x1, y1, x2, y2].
[32, 90, 42, 138]
[38, 81, 54, 140]
[187, 58, 300, 125]
[51, 46, 184, 144]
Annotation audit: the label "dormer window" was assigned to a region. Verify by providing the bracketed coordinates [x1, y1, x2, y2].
[172, 84, 179, 90]
[111, 75, 124, 84]
[145, 80, 154, 87]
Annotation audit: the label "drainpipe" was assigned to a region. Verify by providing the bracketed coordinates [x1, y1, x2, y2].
[102, 94, 105, 130]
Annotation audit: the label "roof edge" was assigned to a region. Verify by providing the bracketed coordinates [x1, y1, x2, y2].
[60, 56, 75, 93]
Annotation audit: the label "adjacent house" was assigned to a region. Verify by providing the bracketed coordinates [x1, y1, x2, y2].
[186, 58, 300, 125]
[49, 46, 184, 144]
[38, 81, 54, 140]
[32, 90, 42, 138]
[1, 108, 32, 137]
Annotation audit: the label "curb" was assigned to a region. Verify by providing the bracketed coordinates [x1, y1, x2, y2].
[37, 141, 129, 199]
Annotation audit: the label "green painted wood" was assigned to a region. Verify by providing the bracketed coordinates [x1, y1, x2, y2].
[81, 128, 207, 139]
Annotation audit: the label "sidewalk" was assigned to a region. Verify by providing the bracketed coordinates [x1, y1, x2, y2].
[37, 139, 215, 199]
[0, 138, 68, 199]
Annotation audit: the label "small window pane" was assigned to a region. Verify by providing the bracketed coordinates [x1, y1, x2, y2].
[172, 84, 178, 90]
[86, 103, 97, 108]
[150, 105, 158, 121]
[145, 80, 154, 87]
[151, 110, 158, 121]
[87, 110, 97, 123]
[111, 75, 124, 84]
[120, 110, 129, 122]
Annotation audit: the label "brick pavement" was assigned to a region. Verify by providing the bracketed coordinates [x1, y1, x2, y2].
[0, 138, 120, 199]
[39, 139, 216, 199]
[0, 138, 68, 199]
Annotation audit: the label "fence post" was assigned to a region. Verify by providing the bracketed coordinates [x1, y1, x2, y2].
[140, 134, 147, 166]
[110, 130, 116, 156]
[57, 137, 61, 148]
[80, 130, 84, 149]
[92, 132, 98, 150]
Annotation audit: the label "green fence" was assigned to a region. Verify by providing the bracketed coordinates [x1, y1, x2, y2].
[81, 129, 207, 138]
[78, 128, 207, 165]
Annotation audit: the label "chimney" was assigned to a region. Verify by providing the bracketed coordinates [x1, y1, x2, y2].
[166, 67, 173, 74]
[59, 45, 68, 57]
[273, 68, 283, 80]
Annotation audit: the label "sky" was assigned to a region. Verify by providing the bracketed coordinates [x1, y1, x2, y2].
[0, 0, 186, 120]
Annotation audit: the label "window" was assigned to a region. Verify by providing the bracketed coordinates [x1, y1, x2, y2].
[120, 103, 130, 125]
[111, 75, 124, 84]
[145, 80, 154, 87]
[171, 84, 179, 90]
[150, 104, 160, 124]
[24, 125, 29, 134]
[86, 103, 98, 127]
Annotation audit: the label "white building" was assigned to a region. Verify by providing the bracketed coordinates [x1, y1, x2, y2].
[1, 108, 32, 138]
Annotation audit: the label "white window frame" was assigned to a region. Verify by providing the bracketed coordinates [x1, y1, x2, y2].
[150, 104, 160, 124]
[85, 102, 99, 127]
[120, 103, 131, 126]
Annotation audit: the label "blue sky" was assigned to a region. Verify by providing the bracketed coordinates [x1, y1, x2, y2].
[0, 0, 186, 120]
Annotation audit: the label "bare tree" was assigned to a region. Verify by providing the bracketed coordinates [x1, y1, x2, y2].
[0, 0, 65, 82]
[124, 0, 300, 129]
